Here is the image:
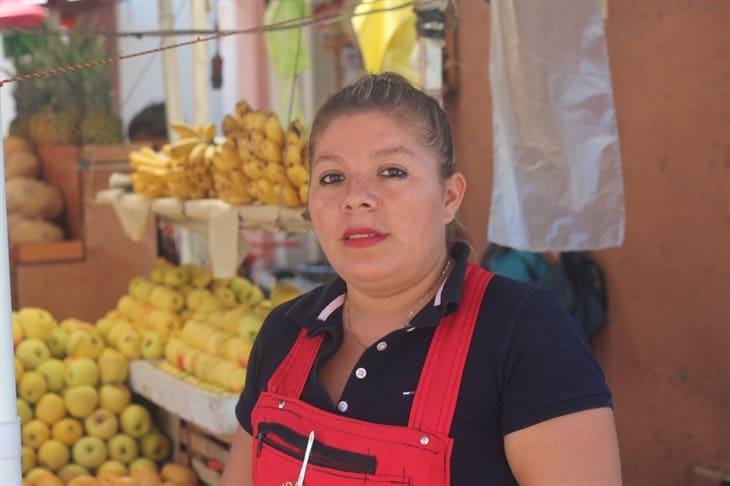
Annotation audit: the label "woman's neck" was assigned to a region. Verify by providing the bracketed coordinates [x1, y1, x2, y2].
[344, 251, 451, 338]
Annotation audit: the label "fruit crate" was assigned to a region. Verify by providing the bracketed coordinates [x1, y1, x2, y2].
[128, 360, 239, 436]
[180, 423, 233, 486]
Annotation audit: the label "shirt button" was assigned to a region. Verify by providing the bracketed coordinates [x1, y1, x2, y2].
[355, 367, 367, 379]
[337, 401, 349, 413]
[376, 341, 388, 351]
[406, 326, 416, 333]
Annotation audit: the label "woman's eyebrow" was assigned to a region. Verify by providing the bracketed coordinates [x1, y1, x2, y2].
[312, 153, 344, 167]
[372, 145, 417, 160]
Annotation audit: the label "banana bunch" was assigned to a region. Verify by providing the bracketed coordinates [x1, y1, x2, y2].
[129, 147, 171, 198]
[220, 100, 309, 208]
[161, 122, 218, 199]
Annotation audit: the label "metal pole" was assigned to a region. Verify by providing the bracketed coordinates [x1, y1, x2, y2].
[414, 0, 447, 103]
[159, 0, 183, 139]
[0, 95, 23, 486]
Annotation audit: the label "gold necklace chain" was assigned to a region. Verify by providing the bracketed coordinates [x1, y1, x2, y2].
[344, 258, 454, 349]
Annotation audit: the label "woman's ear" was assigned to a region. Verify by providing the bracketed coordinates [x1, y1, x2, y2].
[443, 172, 467, 224]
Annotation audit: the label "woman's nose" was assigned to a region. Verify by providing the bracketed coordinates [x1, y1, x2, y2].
[341, 178, 377, 211]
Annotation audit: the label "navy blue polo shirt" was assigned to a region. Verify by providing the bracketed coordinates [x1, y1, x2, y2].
[236, 243, 612, 484]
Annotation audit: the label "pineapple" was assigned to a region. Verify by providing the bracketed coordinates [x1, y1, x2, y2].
[80, 66, 123, 145]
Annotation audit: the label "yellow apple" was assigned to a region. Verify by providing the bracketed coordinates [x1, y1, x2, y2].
[116, 295, 140, 319]
[146, 310, 181, 339]
[25, 467, 53, 485]
[22, 446, 36, 474]
[35, 473, 64, 486]
[107, 322, 135, 347]
[84, 409, 119, 440]
[238, 314, 264, 344]
[163, 265, 190, 288]
[64, 385, 98, 418]
[221, 307, 246, 334]
[59, 318, 95, 334]
[57, 463, 90, 483]
[66, 331, 105, 359]
[15, 357, 24, 382]
[160, 463, 197, 485]
[99, 385, 131, 415]
[213, 286, 237, 308]
[72, 436, 108, 469]
[13, 320, 24, 347]
[95, 318, 116, 340]
[149, 287, 184, 312]
[141, 331, 165, 359]
[36, 359, 66, 392]
[203, 331, 230, 355]
[140, 431, 171, 462]
[191, 267, 213, 288]
[19, 371, 48, 404]
[47, 329, 69, 359]
[66, 474, 100, 486]
[222, 337, 252, 367]
[16, 339, 51, 370]
[116, 330, 142, 359]
[65, 357, 99, 387]
[51, 418, 83, 446]
[228, 277, 252, 301]
[226, 366, 246, 393]
[129, 277, 155, 303]
[149, 264, 169, 284]
[17, 398, 33, 424]
[22, 419, 51, 448]
[119, 405, 151, 439]
[37, 439, 69, 471]
[97, 460, 128, 477]
[185, 288, 210, 311]
[17, 307, 57, 342]
[129, 457, 158, 474]
[192, 353, 216, 380]
[107, 433, 139, 464]
[35, 393, 66, 425]
[98, 349, 129, 384]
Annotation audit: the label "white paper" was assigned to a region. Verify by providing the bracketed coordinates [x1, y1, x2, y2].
[488, 0, 625, 251]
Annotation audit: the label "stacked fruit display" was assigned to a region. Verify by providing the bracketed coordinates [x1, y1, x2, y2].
[218, 102, 310, 207]
[12, 308, 187, 484]
[129, 124, 218, 200]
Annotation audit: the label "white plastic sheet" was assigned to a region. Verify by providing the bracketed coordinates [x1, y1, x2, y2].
[488, 0, 625, 251]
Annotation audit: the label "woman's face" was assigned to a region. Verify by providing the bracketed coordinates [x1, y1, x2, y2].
[309, 111, 465, 289]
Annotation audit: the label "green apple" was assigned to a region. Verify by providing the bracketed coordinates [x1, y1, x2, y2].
[57, 463, 89, 483]
[99, 385, 131, 415]
[140, 431, 171, 461]
[65, 357, 99, 387]
[116, 329, 142, 359]
[213, 286, 238, 308]
[238, 314, 264, 344]
[51, 418, 83, 446]
[19, 371, 48, 403]
[66, 330, 105, 359]
[72, 436, 108, 469]
[36, 359, 66, 392]
[141, 331, 165, 359]
[47, 329, 69, 359]
[97, 459, 128, 477]
[37, 439, 70, 472]
[119, 404, 151, 439]
[63, 385, 98, 418]
[22, 419, 50, 448]
[16, 339, 51, 370]
[21, 446, 35, 474]
[107, 433, 139, 464]
[129, 457, 158, 474]
[84, 409, 119, 440]
[34, 393, 66, 425]
[229, 277, 252, 301]
[17, 307, 57, 342]
[17, 398, 33, 425]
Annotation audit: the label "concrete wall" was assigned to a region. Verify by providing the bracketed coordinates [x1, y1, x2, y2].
[447, 1, 730, 484]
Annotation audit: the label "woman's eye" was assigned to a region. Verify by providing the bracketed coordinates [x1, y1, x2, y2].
[379, 167, 407, 178]
[319, 173, 344, 185]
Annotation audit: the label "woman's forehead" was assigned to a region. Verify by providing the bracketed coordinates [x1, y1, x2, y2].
[315, 112, 422, 153]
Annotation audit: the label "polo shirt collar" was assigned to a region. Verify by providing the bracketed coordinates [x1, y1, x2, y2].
[285, 243, 471, 336]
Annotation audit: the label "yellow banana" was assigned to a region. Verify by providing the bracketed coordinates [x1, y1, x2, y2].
[204, 145, 217, 165]
[188, 143, 208, 166]
[242, 159, 266, 180]
[299, 184, 309, 203]
[286, 120, 306, 145]
[222, 115, 245, 137]
[235, 100, 251, 119]
[258, 139, 283, 164]
[246, 181, 259, 200]
[286, 164, 309, 187]
[199, 123, 216, 141]
[170, 122, 200, 139]
[168, 138, 200, 159]
[280, 182, 301, 208]
[264, 162, 285, 183]
[221, 141, 240, 167]
[284, 144, 303, 165]
[244, 111, 267, 132]
[264, 114, 285, 146]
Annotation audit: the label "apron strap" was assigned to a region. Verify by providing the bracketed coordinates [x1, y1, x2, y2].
[408, 264, 494, 435]
[266, 328, 324, 398]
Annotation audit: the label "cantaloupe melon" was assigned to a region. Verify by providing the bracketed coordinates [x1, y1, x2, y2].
[5, 151, 40, 180]
[7, 216, 63, 245]
[6, 177, 63, 220]
[4, 135, 32, 155]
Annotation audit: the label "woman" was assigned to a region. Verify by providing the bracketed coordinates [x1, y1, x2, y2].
[223, 73, 622, 485]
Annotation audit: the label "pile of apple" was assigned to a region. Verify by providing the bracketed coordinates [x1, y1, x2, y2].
[12, 308, 191, 485]
[100, 261, 301, 394]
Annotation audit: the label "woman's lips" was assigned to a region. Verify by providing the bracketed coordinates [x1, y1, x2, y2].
[342, 228, 387, 248]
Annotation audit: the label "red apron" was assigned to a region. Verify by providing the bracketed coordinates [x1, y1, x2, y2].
[250, 264, 493, 485]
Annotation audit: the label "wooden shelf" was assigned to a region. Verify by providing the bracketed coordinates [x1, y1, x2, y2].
[11, 239, 84, 264]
